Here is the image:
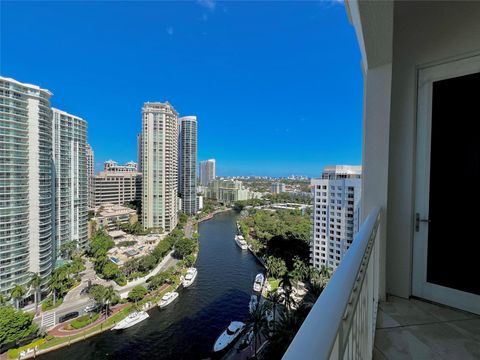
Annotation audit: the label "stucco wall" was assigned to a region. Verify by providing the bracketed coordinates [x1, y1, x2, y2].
[387, 1, 480, 297]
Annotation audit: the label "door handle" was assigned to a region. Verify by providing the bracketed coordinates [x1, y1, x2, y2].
[415, 213, 431, 232]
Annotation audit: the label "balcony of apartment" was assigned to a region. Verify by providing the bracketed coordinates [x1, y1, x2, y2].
[284, 1, 480, 359]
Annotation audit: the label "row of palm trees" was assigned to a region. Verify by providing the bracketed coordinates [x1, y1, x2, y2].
[1, 272, 43, 312]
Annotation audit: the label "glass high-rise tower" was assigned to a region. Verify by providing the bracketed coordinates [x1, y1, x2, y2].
[179, 116, 198, 215]
[52, 108, 88, 257]
[0, 76, 54, 294]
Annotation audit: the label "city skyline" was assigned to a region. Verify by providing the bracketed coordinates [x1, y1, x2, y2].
[1, 1, 362, 177]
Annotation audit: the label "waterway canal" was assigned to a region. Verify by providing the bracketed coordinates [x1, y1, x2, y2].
[41, 210, 263, 359]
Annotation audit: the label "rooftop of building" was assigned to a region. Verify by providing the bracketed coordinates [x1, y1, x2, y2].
[0, 75, 53, 96]
[97, 203, 137, 217]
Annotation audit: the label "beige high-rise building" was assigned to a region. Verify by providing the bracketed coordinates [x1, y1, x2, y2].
[94, 160, 141, 206]
[141, 102, 178, 232]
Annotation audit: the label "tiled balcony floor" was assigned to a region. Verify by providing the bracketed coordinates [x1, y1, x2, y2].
[374, 295, 480, 360]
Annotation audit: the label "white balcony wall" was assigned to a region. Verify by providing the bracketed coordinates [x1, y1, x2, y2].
[349, 0, 480, 298]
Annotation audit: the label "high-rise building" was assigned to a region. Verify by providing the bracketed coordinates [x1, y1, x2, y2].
[311, 165, 362, 270]
[94, 160, 142, 206]
[179, 116, 198, 215]
[52, 108, 88, 254]
[199, 159, 216, 186]
[86, 144, 95, 209]
[0, 76, 54, 294]
[141, 102, 179, 232]
[206, 178, 251, 205]
[137, 133, 142, 172]
[271, 182, 286, 194]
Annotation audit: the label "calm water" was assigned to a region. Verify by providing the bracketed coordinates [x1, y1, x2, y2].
[41, 210, 263, 360]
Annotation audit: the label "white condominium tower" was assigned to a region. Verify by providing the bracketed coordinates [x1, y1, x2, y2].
[86, 143, 94, 208]
[179, 116, 198, 215]
[137, 133, 142, 172]
[52, 108, 88, 253]
[200, 159, 216, 186]
[141, 102, 179, 232]
[0, 76, 54, 294]
[311, 165, 362, 270]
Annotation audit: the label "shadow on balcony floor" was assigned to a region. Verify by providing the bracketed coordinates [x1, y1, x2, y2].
[374, 295, 480, 360]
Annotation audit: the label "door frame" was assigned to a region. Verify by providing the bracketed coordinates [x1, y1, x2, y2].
[412, 54, 480, 314]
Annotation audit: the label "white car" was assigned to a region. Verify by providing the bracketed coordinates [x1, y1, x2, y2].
[84, 303, 98, 312]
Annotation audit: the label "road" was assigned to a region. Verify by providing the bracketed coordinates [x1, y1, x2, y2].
[40, 251, 177, 327]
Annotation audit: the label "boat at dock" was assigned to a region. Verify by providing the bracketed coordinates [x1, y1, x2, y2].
[234, 235, 248, 250]
[253, 273, 265, 292]
[213, 321, 246, 352]
[112, 311, 149, 330]
[182, 268, 198, 288]
[158, 292, 179, 308]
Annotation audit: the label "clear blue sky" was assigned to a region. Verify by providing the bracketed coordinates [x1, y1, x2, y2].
[1, 0, 363, 177]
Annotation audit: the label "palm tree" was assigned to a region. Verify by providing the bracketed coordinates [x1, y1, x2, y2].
[49, 267, 68, 305]
[245, 302, 269, 359]
[267, 291, 284, 333]
[60, 240, 78, 260]
[268, 310, 305, 359]
[279, 272, 296, 311]
[28, 272, 42, 313]
[103, 285, 116, 319]
[302, 281, 324, 310]
[10, 284, 26, 310]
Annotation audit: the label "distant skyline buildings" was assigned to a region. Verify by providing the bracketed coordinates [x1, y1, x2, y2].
[179, 116, 198, 215]
[200, 159, 216, 186]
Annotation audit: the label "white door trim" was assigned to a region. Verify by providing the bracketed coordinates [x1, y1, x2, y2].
[412, 54, 480, 314]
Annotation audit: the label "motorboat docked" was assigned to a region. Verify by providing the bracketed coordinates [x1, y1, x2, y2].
[253, 273, 265, 292]
[182, 267, 198, 288]
[249, 294, 258, 313]
[112, 311, 149, 330]
[213, 321, 246, 352]
[158, 291, 179, 308]
[234, 235, 248, 250]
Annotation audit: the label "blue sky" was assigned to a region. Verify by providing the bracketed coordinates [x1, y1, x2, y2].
[1, 0, 363, 177]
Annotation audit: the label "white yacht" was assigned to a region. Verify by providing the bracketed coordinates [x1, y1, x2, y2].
[158, 291, 179, 308]
[253, 273, 265, 292]
[234, 235, 248, 250]
[213, 321, 246, 352]
[112, 311, 149, 330]
[182, 267, 198, 288]
[249, 294, 258, 313]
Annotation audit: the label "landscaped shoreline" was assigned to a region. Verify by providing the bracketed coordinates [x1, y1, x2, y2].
[196, 208, 231, 223]
[4, 221, 200, 360]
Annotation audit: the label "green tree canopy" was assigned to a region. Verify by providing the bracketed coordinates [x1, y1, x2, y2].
[266, 256, 288, 279]
[0, 306, 38, 346]
[128, 285, 148, 303]
[174, 238, 197, 259]
[102, 262, 120, 280]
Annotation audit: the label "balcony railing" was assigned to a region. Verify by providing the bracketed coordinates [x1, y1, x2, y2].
[283, 207, 381, 360]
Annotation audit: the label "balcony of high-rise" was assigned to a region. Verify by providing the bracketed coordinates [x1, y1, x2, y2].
[283, 1, 480, 359]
